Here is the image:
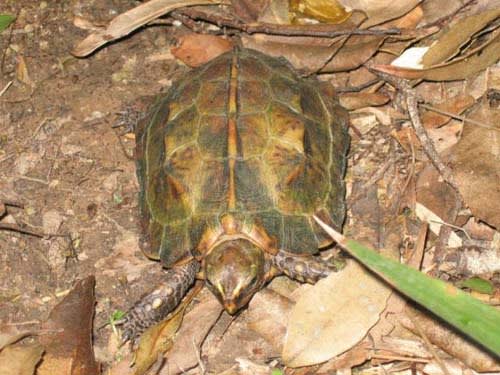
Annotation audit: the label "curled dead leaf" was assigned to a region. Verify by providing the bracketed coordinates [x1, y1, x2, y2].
[421, 94, 475, 129]
[448, 102, 500, 229]
[232, 0, 270, 22]
[0, 325, 35, 351]
[375, 29, 500, 81]
[421, 8, 500, 67]
[339, 0, 420, 27]
[72, 0, 221, 57]
[339, 92, 390, 110]
[171, 34, 233, 67]
[38, 276, 98, 375]
[163, 293, 223, 374]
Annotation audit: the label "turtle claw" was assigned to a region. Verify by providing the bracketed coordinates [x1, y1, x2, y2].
[113, 107, 144, 135]
[273, 250, 344, 283]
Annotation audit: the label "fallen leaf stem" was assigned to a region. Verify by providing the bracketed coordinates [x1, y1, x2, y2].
[172, 8, 400, 38]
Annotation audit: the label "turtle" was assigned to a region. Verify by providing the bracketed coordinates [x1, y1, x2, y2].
[122, 47, 349, 340]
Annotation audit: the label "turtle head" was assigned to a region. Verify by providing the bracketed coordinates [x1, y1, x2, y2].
[204, 239, 266, 314]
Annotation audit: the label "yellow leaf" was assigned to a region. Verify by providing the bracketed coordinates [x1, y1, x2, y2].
[290, 0, 351, 24]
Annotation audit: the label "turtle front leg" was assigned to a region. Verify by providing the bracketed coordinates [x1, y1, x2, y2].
[272, 250, 342, 283]
[122, 260, 200, 342]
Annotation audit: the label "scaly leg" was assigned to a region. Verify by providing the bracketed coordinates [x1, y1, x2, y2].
[122, 260, 200, 342]
[272, 250, 342, 283]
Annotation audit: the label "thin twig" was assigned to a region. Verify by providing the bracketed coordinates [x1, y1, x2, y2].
[173, 8, 400, 38]
[1, 200, 24, 208]
[411, 317, 452, 375]
[0, 80, 13, 97]
[421, 0, 476, 29]
[371, 353, 430, 363]
[420, 103, 499, 131]
[369, 69, 461, 194]
[429, 219, 472, 240]
[0, 223, 44, 238]
[193, 337, 206, 374]
[434, 206, 459, 267]
[336, 78, 381, 93]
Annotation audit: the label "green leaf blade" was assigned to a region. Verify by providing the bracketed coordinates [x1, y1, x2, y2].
[345, 239, 500, 355]
[0, 14, 15, 33]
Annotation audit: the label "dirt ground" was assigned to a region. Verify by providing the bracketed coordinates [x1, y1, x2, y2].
[1, 1, 498, 374]
[0, 0, 191, 356]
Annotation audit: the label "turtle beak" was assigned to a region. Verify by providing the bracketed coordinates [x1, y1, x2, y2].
[223, 300, 238, 315]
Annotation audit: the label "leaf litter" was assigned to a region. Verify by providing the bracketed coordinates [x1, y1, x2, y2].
[2, 0, 500, 373]
[0, 277, 98, 375]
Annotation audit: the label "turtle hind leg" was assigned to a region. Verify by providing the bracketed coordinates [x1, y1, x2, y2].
[272, 250, 343, 284]
[113, 95, 158, 135]
[121, 259, 200, 343]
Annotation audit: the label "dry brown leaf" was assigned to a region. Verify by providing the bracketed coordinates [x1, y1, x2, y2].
[339, 0, 420, 27]
[391, 126, 421, 154]
[15, 56, 33, 87]
[72, 15, 104, 31]
[161, 293, 223, 374]
[232, 0, 270, 21]
[72, 0, 220, 57]
[171, 34, 233, 67]
[242, 11, 367, 72]
[373, 31, 500, 81]
[107, 357, 135, 375]
[0, 325, 35, 351]
[427, 121, 462, 152]
[422, 8, 500, 67]
[217, 358, 274, 375]
[255, 0, 290, 23]
[282, 260, 391, 367]
[95, 230, 149, 283]
[448, 102, 500, 229]
[339, 92, 390, 110]
[316, 340, 372, 373]
[246, 288, 293, 352]
[0, 343, 44, 375]
[422, 94, 475, 129]
[243, 28, 382, 73]
[321, 35, 385, 72]
[243, 34, 345, 72]
[420, 0, 463, 26]
[350, 112, 378, 134]
[440, 245, 500, 276]
[386, 3, 423, 29]
[132, 309, 184, 375]
[37, 276, 98, 375]
[132, 283, 202, 375]
[108, 294, 221, 375]
[416, 164, 461, 225]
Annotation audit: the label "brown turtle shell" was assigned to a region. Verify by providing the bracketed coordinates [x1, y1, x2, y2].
[135, 48, 349, 266]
